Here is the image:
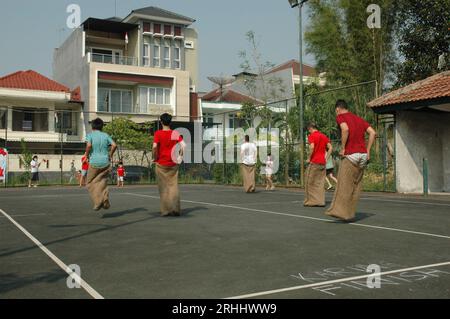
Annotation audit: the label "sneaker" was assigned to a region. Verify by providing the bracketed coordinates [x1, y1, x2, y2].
[270, 186, 275, 191]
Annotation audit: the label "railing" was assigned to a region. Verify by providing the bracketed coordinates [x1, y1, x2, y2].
[91, 53, 138, 66]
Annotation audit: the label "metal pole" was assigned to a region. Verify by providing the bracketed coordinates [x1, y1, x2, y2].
[298, 3, 305, 187]
[383, 122, 387, 191]
[60, 112, 63, 186]
[4, 107, 7, 188]
[423, 157, 429, 196]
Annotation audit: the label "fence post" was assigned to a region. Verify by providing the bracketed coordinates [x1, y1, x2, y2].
[382, 122, 387, 192]
[423, 157, 429, 196]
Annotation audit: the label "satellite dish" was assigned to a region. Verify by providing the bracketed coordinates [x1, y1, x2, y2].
[207, 76, 236, 101]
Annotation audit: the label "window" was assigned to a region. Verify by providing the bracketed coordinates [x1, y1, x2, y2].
[174, 26, 182, 37]
[163, 43, 170, 68]
[153, 23, 161, 34]
[153, 40, 160, 67]
[164, 89, 171, 105]
[143, 44, 150, 66]
[229, 114, 239, 129]
[164, 25, 172, 35]
[203, 113, 214, 125]
[55, 111, 78, 136]
[141, 87, 172, 108]
[91, 48, 122, 64]
[0, 108, 6, 129]
[12, 108, 49, 132]
[98, 88, 109, 112]
[143, 22, 151, 33]
[156, 88, 164, 105]
[97, 88, 133, 114]
[174, 42, 181, 69]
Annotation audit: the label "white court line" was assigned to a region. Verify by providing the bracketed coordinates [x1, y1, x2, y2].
[226, 261, 450, 299]
[0, 213, 47, 218]
[0, 208, 104, 299]
[126, 193, 450, 240]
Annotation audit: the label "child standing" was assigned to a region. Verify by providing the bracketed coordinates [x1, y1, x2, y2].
[265, 153, 275, 191]
[117, 162, 126, 187]
[80, 155, 89, 187]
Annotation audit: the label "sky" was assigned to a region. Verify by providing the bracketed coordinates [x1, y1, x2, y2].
[0, 0, 314, 92]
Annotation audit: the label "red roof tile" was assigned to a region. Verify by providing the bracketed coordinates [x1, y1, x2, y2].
[0, 70, 70, 93]
[266, 60, 316, 77]
[70, 87, 82, 102]
[368, 71, 450, 108]
[202, 88, 262, 104]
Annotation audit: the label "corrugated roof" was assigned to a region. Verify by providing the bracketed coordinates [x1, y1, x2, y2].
[368, 71, 450, 108]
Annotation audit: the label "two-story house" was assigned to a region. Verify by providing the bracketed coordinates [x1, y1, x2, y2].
[53, 6, 199, 139]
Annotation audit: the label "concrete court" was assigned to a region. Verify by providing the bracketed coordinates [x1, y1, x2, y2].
[0, 184, 449, 299]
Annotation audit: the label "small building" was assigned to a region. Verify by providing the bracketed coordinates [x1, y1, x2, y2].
[0, 70, 84, 178]
[368, 71, 450, 194]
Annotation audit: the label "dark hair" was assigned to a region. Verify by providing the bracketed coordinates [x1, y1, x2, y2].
[245, 135, 250, 142]
[119, 161, 123, 165]
[160, 113, 172, 126]
[268, 152, 272, 156]
[91, 118, 104, 131]
[307, 122, 318, 130]
[33, 156, 38, 160]
[335, 99, 348, 110]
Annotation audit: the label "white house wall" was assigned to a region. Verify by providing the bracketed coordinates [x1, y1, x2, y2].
[395, 110, 450, 193]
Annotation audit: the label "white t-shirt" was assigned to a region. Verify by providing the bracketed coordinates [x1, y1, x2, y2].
[30, 160, 38, 173]
[265, 157, 274, 175]
[241, 142, 257, 165]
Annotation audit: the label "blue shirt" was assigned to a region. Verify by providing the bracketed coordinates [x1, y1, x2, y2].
[86, 131, 114, 168]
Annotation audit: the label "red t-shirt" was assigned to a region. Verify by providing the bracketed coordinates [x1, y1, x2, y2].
[153, 130, 183, 167]
[81, 156, 89, 171]
[117, 167, 125, 177]
[308, 131, 330, 165]
[336, 112, 370, 155]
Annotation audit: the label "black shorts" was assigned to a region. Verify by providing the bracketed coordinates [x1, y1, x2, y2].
[326, 168, 334, 176]
[31, 172, 39, 181]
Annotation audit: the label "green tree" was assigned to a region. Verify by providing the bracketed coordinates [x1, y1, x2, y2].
[305, 0, 398, 93]
[393, 0, 450, 86]
[19, 139, 33, 183]
[103, 117, 154, 165]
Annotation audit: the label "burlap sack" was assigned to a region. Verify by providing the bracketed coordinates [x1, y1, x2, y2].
[86, 166, 111, 210]
[304, 163, 326, 207]
[325, 158, 365, 221]
[156, 164, 181, 216]
[241, 164, 256, 193]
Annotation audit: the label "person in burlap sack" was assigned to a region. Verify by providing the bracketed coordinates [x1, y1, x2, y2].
[304, 123, 332, 207]
[240, 135, 257, 193]
[84, 118, 117, 211]
[325, 100, 376, 221]
[152, 113, 185, 217]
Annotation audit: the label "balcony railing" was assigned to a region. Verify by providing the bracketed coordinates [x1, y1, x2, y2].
[91, 53, 138, 66]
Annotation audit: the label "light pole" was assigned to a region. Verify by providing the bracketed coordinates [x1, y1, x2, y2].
[288, 0, 308, 187]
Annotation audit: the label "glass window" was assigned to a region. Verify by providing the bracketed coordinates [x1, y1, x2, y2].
[174, 47, 181, 69]
[164, 25, 172, 35]
[143, 44, 150, 66]
[156, 88, 164, 105]
[0, 108, 6, 129]
[153, 24, 161, 34]
[143, 22, 151, 33]
[139, 87, 148, 113]
[110, 90, 121, 113]
[164, 46, 170, 68]
[174, 26, 181, 37]
[121, 91, 132, 113]
[153, 42, 160, 67]
[164, 89, 171, 105]
[98, 88, 109, 112]
[149, 88, 156, 104]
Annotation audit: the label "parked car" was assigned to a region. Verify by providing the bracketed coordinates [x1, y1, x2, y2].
[110, 165, 151, 184]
